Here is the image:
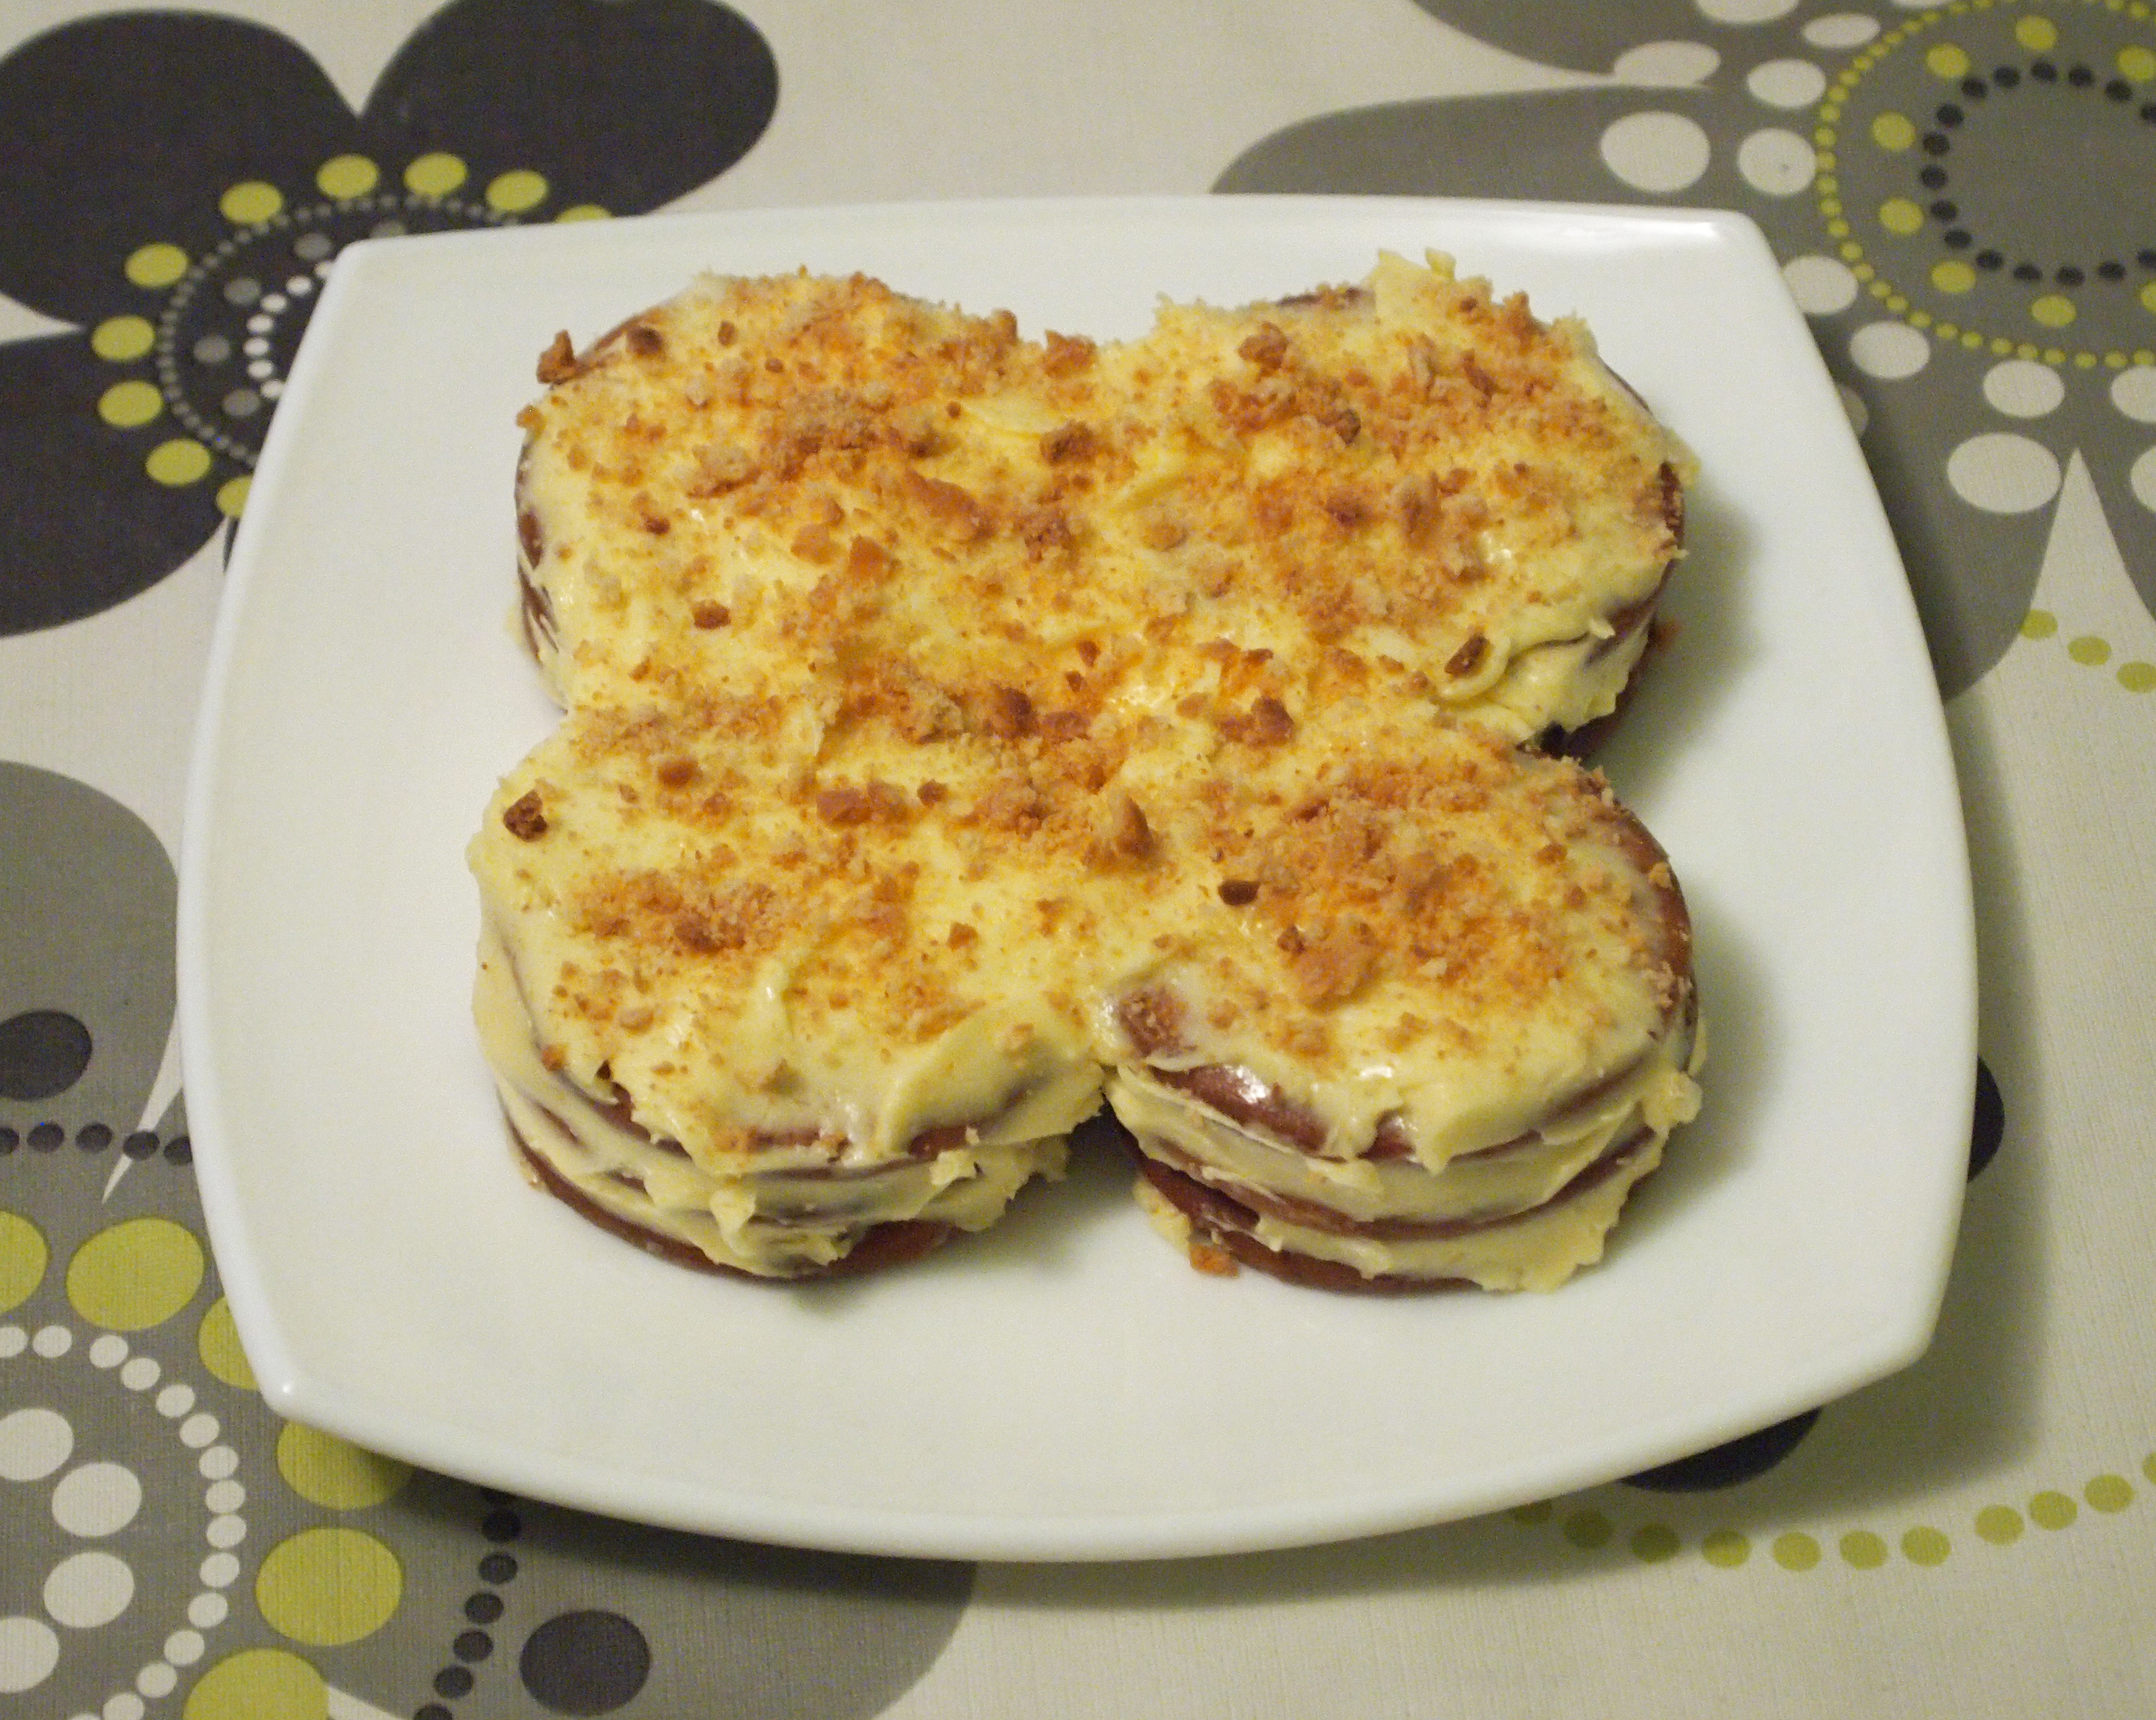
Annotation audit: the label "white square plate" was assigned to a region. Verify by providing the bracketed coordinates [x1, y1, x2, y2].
[179, 196, 1973, 1561]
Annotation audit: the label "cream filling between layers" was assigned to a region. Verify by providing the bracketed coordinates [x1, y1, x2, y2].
[1111, 1013, 1701, 1291]
[1106, 1021, 1693, 1226]
[1466, 615, 1654, 743]
[475, 928, 1071, 1277]
[1133, 1135, 1664, 1294]
[1102, 965, 1698, 1168]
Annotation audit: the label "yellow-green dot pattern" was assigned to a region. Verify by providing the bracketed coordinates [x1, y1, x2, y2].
[1772, 1532, 1821, 1571]
[1517, 1443, 2156, 1575]
[182, 1647, 326, 1720]
[92, 315, 156, 361]
[2068, 635, 2112, 666]
[1880, 197, 1923, 235]
[125, 242, 187, 288]
[2030, 1490, 2078, 1530]
[197, 1298, 256, 1390]
[67, 1216, 203, 1329]
[220, 180, 283, 225]
[2118, 662, 2156, 693]
[1701, 1530, 1750, 1569]
[2021, 608, 2059, 640]
[487, 168, 548, 212]
[1630, 1524, 1680, 1564]
[276, 1422, 413, 1510]
[1975, 1505, 2024, 1545]
[317, 155, 379, 199]
[146, 439, 212, 487]
[98, 380, 162, 428]
[0, 1210, 48, 1313]
[1840, 1531, 1889, 1569]
[1901, 1527, 1951, 1566]
[404, 151, 468, 197]
[255, 1526, 402, 1646]
[2087, 1475, 2134, 1513]
[1872, 112, 1916, 149]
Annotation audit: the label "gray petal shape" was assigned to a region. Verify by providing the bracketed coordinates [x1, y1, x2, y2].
[1218, 88, 1700, 202]
[1399, 0, 1732, 76]
[0, 763, 174, 1136]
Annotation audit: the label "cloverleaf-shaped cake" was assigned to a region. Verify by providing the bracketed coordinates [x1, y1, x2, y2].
[470, 255, 1702, 1291]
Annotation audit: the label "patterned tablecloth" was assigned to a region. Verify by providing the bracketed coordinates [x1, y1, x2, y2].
[4, 2, 2153, 1715]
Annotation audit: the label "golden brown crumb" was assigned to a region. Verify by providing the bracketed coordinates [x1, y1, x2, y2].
[501, 790, 548, 839]
[536, 330, 578, 384]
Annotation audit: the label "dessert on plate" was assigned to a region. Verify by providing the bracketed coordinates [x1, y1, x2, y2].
[473, 251, 1703, 1286]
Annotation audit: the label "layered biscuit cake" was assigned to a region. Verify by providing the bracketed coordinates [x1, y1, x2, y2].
[473, 253, 1703, 1286]
[512, 257, 1690, 740]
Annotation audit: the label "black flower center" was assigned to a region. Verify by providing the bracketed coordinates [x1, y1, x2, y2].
[1914, 59, 2156, 290]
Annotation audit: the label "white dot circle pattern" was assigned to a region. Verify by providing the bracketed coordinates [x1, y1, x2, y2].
[135, 1662, 177, 1699]
[198, 1445, 239, 1480]
[44, 1549, 135, 1629]
[1613, 41, 1721, 84]
[188, 1592, 229, 1629]
[1839, 384, 1871, 436]
[0, 1328, 25, 1359]
[1804, 13, 1881, 48]
[1983, 361, 2066, 419]
[1747, 58, 1828, 107]
[1851, 320, 1931, 379]
[2131, 444, 2156, 513]
[0, 1615, 61, 1694]
[118, 1358, 158, 1392]
[2112, 367, 2156, 424]
[1737, 128, 1817, 195]
[199, 1552, 240, 1589]
[88, 1336, 128, 1369]
[1600, 111, 1712, 192]
[1784, 254, 1860, 314]
[0, 1408, 73, 1482]
[33, 1326, 71, 1359]
[51, 1462, 143, 1537]
[1947, 433, 2062, 513]
[1697, 0, 1798, 21]
[154, 1385, 195, 1419]
[105, 1694, 146, 1720]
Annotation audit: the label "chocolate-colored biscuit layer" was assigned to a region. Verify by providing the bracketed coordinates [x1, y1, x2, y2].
[511, 1124, 953, 1279]
[1134, 1130, 1659, 1294]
